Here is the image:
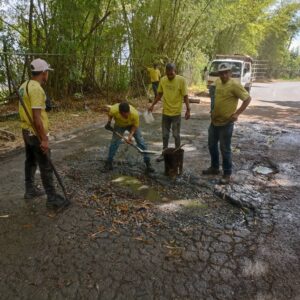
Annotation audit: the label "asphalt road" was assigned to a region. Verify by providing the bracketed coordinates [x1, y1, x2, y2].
[251, 81, 300, 109]
[0, 81, 300, 299]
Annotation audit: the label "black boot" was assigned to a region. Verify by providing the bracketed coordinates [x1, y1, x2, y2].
[46, 193, 70, 210]
[24, 184, 45, 200]
[102, 160, 113, 172]
[202, 167, 220, 175]
[145, 161, 155, 173]
[38, 161, 70, 210]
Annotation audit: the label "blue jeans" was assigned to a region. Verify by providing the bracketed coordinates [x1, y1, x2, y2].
[152, 81, 159, 97]
[108, 126, 150, 163]
[208, 122, 234, 175]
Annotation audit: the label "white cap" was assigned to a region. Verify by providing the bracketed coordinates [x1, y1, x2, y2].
[218, 63, 231, 72]
[30, 58, 54, 72]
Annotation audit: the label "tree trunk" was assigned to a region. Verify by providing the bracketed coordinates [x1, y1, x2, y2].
[28, 0, 34, 75]
[3, 39, 12, 95]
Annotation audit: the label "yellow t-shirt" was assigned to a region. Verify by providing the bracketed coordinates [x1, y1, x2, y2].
[212, 78, 249, 126]
[147, 67, 161, 82]
[109, 103, 139, 128]
[19, 80, 49, 133]
[157, 75, 188, 116]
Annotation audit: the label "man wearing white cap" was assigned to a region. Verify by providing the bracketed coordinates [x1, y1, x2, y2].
[19, 58, 70, 210]
[202, 63, 251, 184]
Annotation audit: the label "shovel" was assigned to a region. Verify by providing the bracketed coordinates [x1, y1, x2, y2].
[105, 126, 160, 155]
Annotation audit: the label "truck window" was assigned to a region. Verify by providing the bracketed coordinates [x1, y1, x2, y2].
[243, 63, 250, 75]
[209, 61, 242, 78]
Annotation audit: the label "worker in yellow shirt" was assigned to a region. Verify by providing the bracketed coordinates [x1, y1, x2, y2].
[149, 63, 190, 160]
[103, 102, 155, 172]
[19, 58, 70, 210]
[202, 63, 251, 184]
[147, 63, 161, 98]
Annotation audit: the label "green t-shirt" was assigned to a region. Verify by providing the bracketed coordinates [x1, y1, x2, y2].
[212, 78, 249, 126]
[157, 75, 188, 116]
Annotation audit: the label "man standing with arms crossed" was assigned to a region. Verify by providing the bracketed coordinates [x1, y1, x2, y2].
[19, 58, 70, 210]
[202, 63, 251, 184]
[149, 63, 190, 159]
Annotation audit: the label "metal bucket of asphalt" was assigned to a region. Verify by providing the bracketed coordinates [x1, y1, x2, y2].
[163, 148, 184, 177]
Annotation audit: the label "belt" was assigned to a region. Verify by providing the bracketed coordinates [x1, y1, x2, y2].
[22, 129, 50, 137]
[22, 129, 36, 136]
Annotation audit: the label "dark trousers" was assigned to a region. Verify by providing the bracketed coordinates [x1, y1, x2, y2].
[162, 114, 181, 149]
[208, 122, 234, 175]
[23, 130, 55, 196]
[152, 81, 159, 97]
[107, 126, 150, 163]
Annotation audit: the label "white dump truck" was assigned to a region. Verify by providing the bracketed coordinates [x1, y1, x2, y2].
[206, 54, 253, 92]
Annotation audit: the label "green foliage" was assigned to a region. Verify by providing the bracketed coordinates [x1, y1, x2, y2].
[0, 0, 299, 100]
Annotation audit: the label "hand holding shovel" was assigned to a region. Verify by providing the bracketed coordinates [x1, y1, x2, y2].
[104, 124, 159, 155]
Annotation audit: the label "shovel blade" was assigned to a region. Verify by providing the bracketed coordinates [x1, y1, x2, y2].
[140, 150, 160, 155]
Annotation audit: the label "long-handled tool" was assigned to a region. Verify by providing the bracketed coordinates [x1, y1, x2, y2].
[172, 143, 186, 153]
[11, 80, 69, 201]
[105, 126, 160, 155]
[160, 143, 186, 155]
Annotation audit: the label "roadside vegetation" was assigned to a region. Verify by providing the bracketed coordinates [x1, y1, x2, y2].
[0, 0, 299, 103]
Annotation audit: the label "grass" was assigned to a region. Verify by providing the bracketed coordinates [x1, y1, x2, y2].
[275, 77, 300, 82]
[188, 82, 207, 94]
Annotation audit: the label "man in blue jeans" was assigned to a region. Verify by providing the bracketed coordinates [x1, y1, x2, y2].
[202, 63, 251, 184]
[103, 102, 154, 173]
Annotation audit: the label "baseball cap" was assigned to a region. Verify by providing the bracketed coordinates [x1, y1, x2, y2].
[218, 63, 231, 72]
[30, 58, 54, 72]
[166, 63, 176, 70]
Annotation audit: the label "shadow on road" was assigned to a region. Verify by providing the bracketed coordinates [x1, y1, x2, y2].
[258, 100, 300, 109]
[243, 105, 300, 125]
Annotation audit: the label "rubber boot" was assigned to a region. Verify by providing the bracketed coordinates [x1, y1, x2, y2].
[46, 193, 70, 210]
[40, 165, 70, 210]
[24, 158, 43, 200]
[24, 184, 45, 200]
[145, 161, 155, 173]
[102, 160, 113, 172]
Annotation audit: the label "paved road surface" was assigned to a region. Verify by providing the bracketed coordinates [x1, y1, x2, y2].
[251, 81, 300, 109]
[0, 82, 300, 299]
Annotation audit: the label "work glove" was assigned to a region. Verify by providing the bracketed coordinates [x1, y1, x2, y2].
[105, 122, 113, 131]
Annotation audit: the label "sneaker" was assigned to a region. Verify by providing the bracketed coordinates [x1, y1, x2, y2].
[102, 160, 113, 172]
[202, 167, 220, 175]
[219, 175, 231, 185]
[46, 194, 70, 211]
[145, 162, 155, 173]
[24, 187, 45, 200]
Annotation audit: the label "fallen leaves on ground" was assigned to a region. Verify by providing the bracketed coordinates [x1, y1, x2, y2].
[89, 226, 106, 239]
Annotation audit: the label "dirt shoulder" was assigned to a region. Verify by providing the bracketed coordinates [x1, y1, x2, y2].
[0, 97, 151, 156]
